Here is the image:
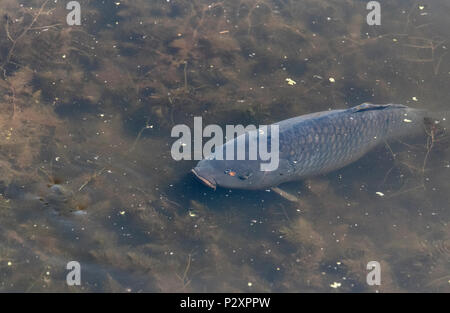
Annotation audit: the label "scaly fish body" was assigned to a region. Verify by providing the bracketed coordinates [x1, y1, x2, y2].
[192, 103, 433, 190]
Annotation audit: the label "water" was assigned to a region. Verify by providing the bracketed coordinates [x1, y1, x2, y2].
[0, 0, 449, 292]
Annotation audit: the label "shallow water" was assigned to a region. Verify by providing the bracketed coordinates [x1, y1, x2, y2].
[0, 0, 449, 292]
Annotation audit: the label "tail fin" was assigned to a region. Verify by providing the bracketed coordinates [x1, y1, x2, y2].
[424, 110, 449, 127]
[423, 111, 450, 143]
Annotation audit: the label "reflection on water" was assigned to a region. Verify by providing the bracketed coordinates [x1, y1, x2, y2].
[0, 0, 449, 292]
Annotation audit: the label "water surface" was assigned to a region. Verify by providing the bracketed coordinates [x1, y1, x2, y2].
[0, 0, 449, 292]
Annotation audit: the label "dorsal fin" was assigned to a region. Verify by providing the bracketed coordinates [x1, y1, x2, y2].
[350, 103, 408, 113]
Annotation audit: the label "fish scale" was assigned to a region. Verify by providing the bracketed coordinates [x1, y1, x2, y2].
[279, 105, 420, 178]
[192, 103, 438, 190]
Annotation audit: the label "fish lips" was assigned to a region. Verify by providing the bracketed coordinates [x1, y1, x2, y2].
[191, 168, 217, 190]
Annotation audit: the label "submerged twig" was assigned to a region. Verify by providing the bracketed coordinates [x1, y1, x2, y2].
[78, 168, 106, 192]
[128, 118, 152, 153]
[176, 253, 192, 291]
[183, 61, 188, 92]
[1, 0, 50, 78]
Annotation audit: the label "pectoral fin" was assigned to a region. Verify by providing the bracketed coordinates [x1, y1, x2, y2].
[270, 187, 299, 202]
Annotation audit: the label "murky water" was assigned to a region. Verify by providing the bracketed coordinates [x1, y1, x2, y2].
[0, 0, 449, 292]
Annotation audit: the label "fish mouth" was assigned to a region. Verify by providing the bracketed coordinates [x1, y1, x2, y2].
[191, 168, 217, 190]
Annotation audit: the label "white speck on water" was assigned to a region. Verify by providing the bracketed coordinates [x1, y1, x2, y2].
[330, 282, 341, 288]
[285, 78, 296, 85]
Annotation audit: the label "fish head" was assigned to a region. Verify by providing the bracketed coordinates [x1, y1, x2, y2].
[192, 128, 283, 190]
[192, 158, 267, 190]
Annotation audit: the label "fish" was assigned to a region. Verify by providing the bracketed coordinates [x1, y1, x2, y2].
[192, 103, 447, 190]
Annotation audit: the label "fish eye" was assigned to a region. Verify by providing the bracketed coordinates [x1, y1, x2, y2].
[224, 169, 236, 177]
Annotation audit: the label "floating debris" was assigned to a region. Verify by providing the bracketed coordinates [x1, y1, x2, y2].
[330, 282, 341, 288]
[285, 78, 297, 86]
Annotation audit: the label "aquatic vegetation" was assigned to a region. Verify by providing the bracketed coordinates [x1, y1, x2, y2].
[0, 0, 449, 292]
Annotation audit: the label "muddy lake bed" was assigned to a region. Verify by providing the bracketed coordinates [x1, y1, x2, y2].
[0, 0, 450, 292]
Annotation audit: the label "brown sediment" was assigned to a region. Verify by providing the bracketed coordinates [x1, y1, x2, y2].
[0, 0, 449, 293]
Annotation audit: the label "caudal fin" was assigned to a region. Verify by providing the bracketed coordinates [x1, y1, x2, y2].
[423, 111, 450, 143]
